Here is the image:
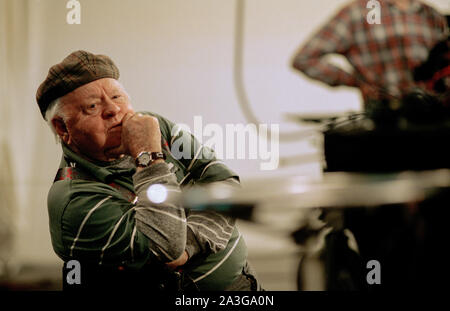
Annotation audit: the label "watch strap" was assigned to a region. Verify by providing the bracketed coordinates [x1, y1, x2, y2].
[135, 151, 166, 167]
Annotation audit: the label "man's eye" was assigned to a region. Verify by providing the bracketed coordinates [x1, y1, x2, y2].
[88, 104, 97, 109]
[112, 95, 121, 100]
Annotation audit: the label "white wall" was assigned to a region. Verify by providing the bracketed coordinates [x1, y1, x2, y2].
[1, 0, 448, 267]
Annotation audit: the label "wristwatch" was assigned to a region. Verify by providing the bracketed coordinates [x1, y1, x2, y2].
[135, 151, 166, 167]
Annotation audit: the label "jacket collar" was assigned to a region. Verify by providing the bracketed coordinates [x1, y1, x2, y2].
[61, 144, 136, 183]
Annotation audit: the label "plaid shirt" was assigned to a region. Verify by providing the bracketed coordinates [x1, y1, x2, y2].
[292, 0, 448, 102]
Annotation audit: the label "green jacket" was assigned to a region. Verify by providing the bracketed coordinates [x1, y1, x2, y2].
[47, 112, 247, 290]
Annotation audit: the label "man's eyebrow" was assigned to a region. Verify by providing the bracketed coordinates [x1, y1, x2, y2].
[110, 87, 123, 93]
[82, 93, 101, 101]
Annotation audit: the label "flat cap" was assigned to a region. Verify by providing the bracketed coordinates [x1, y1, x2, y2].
[36, 50, 120, 119]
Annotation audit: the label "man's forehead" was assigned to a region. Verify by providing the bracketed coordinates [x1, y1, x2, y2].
[70, 78, 123, 98]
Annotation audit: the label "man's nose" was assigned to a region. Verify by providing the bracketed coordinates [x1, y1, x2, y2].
[102, 97, 121, 118]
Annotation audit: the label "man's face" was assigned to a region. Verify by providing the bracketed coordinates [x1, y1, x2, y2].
[58, 78, 135, 161]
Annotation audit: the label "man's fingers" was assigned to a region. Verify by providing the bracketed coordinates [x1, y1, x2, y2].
[121, 112, 135, 125]
[122, 112, 146, 128]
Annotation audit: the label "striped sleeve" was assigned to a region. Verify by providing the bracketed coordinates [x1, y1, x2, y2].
[61, 191, 151, 267]
[184, 178, 240, 258]
[132, 162, 187, 263]
[60, 162, 186, 266]
[185, 210, 236, 257]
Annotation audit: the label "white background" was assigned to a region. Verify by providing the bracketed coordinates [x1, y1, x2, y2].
[1, 0, 448, 289]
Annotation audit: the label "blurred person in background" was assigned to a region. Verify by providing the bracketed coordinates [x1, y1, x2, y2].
[291, 1, 448, 291]
[413, 34, 449, 106]
[36, 50, 262, 291]
[292, 0, 448, 115]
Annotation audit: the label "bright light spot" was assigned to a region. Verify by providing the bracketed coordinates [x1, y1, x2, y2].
[211, 185, 234, 200]
[289, 184, 310, 194]
[147, 184, 168, 204]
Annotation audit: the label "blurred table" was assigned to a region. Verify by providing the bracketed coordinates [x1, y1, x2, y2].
[183, 169, 450, 290]
[0, 263, 62, 291]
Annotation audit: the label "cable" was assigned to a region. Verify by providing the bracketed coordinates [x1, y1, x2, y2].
[233, 0, 317, 143]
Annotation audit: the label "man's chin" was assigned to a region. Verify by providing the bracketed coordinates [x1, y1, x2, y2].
[104, 146, 124, 160]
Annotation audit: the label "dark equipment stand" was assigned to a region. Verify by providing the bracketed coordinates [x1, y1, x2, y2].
[294, 99, 450, 291]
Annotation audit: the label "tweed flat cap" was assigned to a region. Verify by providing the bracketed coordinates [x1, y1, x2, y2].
[36, 50, 120, 119]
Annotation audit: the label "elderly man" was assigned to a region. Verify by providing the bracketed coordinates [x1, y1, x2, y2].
[292, 0, 448, 114]
[36, 50, 260, 291]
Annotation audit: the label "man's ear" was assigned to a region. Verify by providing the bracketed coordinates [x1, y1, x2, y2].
[52, 117, 70, 144]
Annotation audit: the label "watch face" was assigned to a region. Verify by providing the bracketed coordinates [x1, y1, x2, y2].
[138, 152, 151, 166]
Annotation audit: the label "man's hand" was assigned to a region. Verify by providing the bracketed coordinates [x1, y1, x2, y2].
[106, 113, 162, 159]
[166, 250, 189, 270]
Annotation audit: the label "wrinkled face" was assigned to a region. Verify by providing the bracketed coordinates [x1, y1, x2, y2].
[57, 78, 134, 161]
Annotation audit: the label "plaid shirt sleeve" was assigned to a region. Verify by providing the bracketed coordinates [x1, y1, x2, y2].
[430, 6, 448, 37]
[292, 4, 360, 87]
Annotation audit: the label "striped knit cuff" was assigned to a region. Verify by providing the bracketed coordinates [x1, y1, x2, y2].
[132, 162, 171, 184]
[185, 226, 203, 258]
